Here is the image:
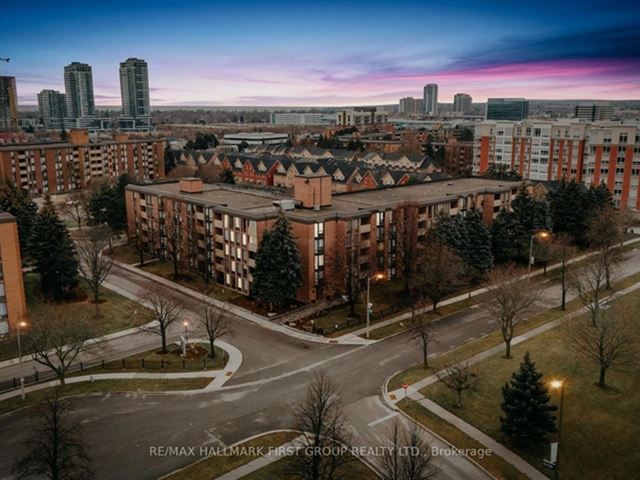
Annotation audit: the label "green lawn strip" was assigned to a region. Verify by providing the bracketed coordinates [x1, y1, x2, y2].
[397, 398, 528, 480]
[164, 431, 299, 480]
[0, 378, 210, 417]
[418, 292, 640, 480]
[69, 343, 226, 375]
[240, 454, 378, 480]
[107, 243, 154, 265]
[0, 273, 153, 362]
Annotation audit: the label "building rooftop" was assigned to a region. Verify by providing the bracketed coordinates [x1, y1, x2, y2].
[128, 177, 521, 222]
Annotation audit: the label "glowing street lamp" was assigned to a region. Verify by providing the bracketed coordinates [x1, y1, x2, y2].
[16, 320, 28, 400]
[366, 273, 385, 339]
[548, 379, 565, 480]
[182, 320, 190, 356]
[528, 230, 551, 278]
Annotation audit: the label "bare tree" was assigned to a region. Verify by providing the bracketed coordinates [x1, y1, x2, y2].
[77, 226, 113, 316]
[571, 254, 608, 326]
[564, 303, 638, 388]
[163, 212, 181, 279]
[380, 420, 437, 480]
[327, 228, 361, 317]
[588, 206, 624, 289]
[61, 188, 89, 230]
[397, 204, 423, 297]
[287, 371, 352, 480]
[486, 264, 539, 359]
[412, 323, 436, 369]
[14, 391, 93, 480]
[143, 291, 184, 353]
[199, 297, 232, 358]
[549, 234, 576, 310]
[436, 361, 479, 409]
[27, 306, 97, 386]
[417, 235, 462, 312]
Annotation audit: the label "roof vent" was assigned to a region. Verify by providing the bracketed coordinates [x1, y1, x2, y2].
[273, 199, 295, 211]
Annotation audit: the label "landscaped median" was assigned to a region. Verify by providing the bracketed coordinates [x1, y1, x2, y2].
[387, 281, 640, 480]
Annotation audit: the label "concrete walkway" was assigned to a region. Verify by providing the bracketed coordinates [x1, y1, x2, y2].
[0, 338, 243, 402]
[384, 280, 640, 480]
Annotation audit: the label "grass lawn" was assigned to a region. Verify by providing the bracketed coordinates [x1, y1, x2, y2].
[0, 273, 153, 362]
[74, 342, 226, 374]
[0, 378, 210, 416]
[418, 290, 640, 480]
[107, 243, 154, 265]
[397, 398, 528, 480]
[241, 455, 378, 480]
[164, 431, 299, 480]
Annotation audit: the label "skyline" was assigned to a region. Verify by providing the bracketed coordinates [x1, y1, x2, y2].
[2, 0, 640, 107]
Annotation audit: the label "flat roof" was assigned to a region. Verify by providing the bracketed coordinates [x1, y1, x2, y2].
[223, 132, 288, 140]
[128, 177, 521, 222]
[0, 138, 163, 151]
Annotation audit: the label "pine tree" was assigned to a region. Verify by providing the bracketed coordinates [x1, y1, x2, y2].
[500, 352, 557, 447]
[0, 180, 38, 255]
[251, 214, 302, 309]
[461, 209, 493, 273]
[30, 195, 79, 300]
[549, 179, 590, 245]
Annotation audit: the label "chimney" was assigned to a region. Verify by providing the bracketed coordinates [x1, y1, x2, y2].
[293, 174, 332, 209]
[179, 177, 204, 193]
[68, 129, 89, 145]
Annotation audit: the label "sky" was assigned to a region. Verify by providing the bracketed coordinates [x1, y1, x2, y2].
[2, 0, 640, 106]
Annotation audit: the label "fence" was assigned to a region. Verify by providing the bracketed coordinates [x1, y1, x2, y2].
[0, 352, 226, 395]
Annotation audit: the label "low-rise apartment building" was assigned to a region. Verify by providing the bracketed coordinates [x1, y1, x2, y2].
[0, 129, 165, 196]
[473, 120, 640, 209]
[0, 212, 26, 335]
[126, 176, 519, 304]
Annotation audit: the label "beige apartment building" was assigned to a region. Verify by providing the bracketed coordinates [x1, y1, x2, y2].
[0, 213, 26, 335]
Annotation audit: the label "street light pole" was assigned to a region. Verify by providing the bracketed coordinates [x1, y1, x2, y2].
[366, 276, 371, 339]
[16, 321, 26, 400]
[555, 381, 565, 480]
[528, 233, 535, 278]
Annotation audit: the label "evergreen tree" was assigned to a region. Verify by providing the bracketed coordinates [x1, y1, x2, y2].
[251, 214, 302, 309]
[87, 174, 130, 234]
[500, 352, 557, 447]
[30, 195, 79, 300]
[490, 209, 524, 264]
[221, 168, 235, 184]
[0, 180, 38, 255]
[461, 209, 493, 273]
[548, 179, 602, 246]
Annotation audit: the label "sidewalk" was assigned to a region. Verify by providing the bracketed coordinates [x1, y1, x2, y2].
[0, 338, 243, 402]
[384, 280, 640, 480]
[112, 260, 374, 346]
[349, 236, 640, 338]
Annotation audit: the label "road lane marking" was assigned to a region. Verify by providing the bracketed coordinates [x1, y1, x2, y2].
[367, 412, 398, 427]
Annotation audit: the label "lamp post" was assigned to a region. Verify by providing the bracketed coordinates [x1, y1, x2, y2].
[366, 273, 384, 339]
[528, 231, 550, 278]
[182, 320, 189, 356]
[16, 320, 27, 400]
[549, 379, 565, 480]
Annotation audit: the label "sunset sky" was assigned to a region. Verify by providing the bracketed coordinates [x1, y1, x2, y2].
[2, 0, 640, 106]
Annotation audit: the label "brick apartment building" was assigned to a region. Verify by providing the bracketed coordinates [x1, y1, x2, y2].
[0, 129, 165, 196]
[126, 176, 519, 304]
[473, 120, 640, 209]
[0, 212, 26, 335]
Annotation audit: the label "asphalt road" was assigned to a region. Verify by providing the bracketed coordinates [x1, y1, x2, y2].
[1, 248, 639, 480]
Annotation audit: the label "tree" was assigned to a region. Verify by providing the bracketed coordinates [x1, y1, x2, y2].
[490, 209, 524, 264]
[413, 323, 436, 369]
[436, 361, 479, 408]
[0, 180, 38, 254]
[564, 303, 638, 388]
[509, 185, 552, 260]
[327, 229, 361, 317]
[199, 298, 231, 358]
[27, 305, 96, 386]
[164, 143, 177, 174]
[60, 126, 69, 142]
[62, 188, 89, 230]
[221, 167, 235, 184]
[570, 255, 609, 326]
[185, 132, 218, 150]
[14, 392, 93, 480]
[143, 291, 184, 354]
[548, 234, 576, 310]
[286, 371, 351, 480]
[87, 174, 130, 234]
[588, 206, 624, 289]
[486, 264, 539, 359]
[397, 205, 422, 296]
[76, 226, 114, 316]
[482, 164, 522, 181]
[252, 214, 302, 309]
[163, 211, 182, 279]
[380, 420, 437, 480]
[500, 352, 557, 447]
[417, 234, 462, 311]
[30, 195, 79, 300]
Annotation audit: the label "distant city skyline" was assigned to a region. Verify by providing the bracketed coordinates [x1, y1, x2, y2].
[2, 0, 640, 106]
